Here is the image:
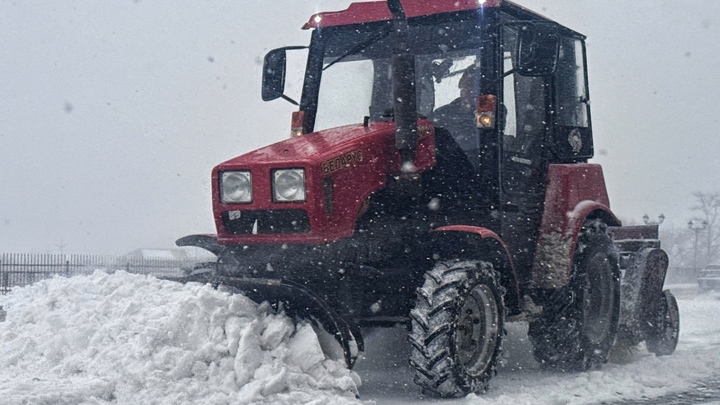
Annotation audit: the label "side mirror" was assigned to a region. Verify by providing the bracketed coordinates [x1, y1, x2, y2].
[515, 24, 559, 76]
[262, 48, 288, 102]
[262, 46, 307, 103]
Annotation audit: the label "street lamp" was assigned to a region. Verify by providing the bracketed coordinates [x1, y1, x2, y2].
[643, 214, 665, 225]
[688, 218, 708, 276]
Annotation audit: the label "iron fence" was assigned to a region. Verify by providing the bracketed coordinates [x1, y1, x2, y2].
[0, 253, 206, 294]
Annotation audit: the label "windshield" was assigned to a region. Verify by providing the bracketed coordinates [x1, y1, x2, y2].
[311, 16, 489, 132]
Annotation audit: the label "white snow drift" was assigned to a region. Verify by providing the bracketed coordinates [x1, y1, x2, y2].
[0, 271, 362, 405]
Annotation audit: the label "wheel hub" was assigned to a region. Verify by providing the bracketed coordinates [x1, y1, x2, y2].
[456, 284, 499, 373]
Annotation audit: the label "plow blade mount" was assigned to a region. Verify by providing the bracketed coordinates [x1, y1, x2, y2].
[178, 273, 360, 368]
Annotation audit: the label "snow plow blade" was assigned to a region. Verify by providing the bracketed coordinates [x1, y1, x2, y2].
[610, 225, 678, 352]
[170, 272, 360, 368]
[176, 234, 224, 256]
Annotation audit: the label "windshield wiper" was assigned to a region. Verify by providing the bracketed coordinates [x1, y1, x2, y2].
[323, 26, 392, 71]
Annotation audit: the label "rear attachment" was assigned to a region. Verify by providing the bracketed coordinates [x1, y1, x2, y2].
[610, 225, 678, 353]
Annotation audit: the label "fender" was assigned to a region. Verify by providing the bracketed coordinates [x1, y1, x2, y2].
[430, 225, 521, 315]
[532, 164, 621, 289]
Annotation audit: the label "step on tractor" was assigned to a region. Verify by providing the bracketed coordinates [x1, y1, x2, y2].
[177, 0, 680, 397]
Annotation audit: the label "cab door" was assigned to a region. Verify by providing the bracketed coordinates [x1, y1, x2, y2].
[498, 21, 594, 287]
[499, 23, 552, 287]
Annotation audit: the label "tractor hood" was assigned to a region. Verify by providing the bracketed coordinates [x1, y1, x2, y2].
[222, 123, 397, 168]
[212, 121, 436, 244]
[217, 121, 436, 176]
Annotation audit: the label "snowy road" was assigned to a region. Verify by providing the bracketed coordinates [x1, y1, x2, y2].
[0, 274, 718, 404]
[356, 285, 720, 404]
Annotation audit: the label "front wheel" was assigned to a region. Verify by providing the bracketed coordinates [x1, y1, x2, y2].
[408, 260, 505, 398]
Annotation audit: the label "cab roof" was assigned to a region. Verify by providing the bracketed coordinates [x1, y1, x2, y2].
[303, 0, 502, 29]
[302, 0, 582, 39]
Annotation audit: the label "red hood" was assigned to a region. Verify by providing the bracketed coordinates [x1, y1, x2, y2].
[219, 122, 395, 168]
[213, 120, 436, 244]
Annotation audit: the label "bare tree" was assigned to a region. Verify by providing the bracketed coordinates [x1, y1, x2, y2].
[660, 192, 720, 282]
[659, 225, 693, 281]
[691, 191, 720, 264]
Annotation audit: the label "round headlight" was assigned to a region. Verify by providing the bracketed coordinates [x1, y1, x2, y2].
[273, 169, 306, 202]
[221, 171, 252, 203]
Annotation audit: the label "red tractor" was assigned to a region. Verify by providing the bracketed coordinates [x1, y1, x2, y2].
[178, 0, 680, 397]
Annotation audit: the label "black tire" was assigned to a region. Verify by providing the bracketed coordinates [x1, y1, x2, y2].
[645, 290, 680, 356]
[528, 219, 620, 371]
[408, 260, 505, 397]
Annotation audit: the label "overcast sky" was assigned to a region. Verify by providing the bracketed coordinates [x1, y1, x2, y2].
[2, 0, 719, 254]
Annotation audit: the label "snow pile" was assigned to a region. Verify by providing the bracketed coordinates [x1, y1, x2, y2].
[0, 271, 363, 405]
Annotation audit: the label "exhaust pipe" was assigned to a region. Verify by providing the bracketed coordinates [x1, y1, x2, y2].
[387, 0, 418, 172]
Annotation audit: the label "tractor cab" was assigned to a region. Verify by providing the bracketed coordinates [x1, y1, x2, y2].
[263, 1, 593, 286]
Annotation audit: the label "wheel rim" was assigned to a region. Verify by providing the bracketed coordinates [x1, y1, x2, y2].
[583, 252, 615, 345]
[456, 284, 499, 374]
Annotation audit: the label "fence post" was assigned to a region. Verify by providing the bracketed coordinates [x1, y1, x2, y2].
[1, 257, 5, 294]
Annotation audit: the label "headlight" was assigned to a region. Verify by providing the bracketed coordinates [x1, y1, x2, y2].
[273, 169, 306, 202]
[221, 171, 252, 203]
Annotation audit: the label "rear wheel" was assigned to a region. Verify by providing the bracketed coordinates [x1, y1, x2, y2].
[408, 260, 505, 397]
[529, 219, 620, 371]
[646, 290, 680, 356]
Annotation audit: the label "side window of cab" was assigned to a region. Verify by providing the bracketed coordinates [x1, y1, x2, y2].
[501, 24, 550, 194]
[552, 37, 593, 161]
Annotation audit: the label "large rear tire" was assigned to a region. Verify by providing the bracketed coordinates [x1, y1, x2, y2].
[408, 260, 505, 397]
[529, 219, 620, 371]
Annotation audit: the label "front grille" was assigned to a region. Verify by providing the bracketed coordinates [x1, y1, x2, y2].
[222, 210, 311, 235]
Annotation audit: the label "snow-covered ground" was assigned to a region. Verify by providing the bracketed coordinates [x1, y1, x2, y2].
[357, 284, 720, 404]
[0, 273, 719, 404]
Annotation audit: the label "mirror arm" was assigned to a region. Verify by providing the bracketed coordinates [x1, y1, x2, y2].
[281, 94, 299, 106]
